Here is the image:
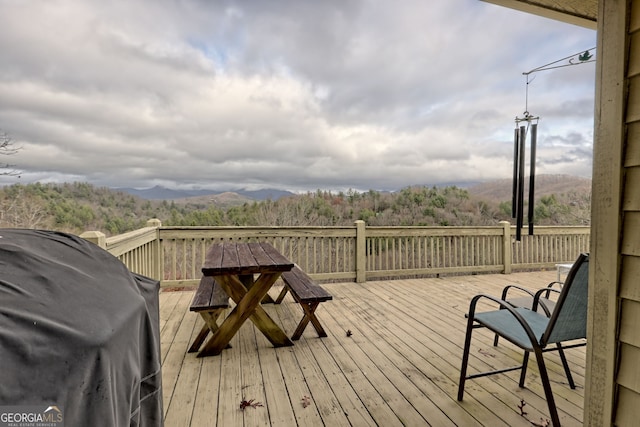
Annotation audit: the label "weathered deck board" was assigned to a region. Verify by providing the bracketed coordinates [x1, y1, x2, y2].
[336, 282, 513, 426]
[160, 271, 585, 426]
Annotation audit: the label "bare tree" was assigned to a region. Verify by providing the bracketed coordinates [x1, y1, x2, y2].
[0, 188, 48, 229]
[1, 129, 20, 175]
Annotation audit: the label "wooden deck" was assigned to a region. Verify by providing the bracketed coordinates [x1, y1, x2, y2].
[160, 271, 585, 426]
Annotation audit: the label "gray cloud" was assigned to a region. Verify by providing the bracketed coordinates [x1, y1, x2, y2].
[0, 0, 596, 192]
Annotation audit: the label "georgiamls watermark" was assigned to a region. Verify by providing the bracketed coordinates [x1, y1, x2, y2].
[0, 405, 63, 427]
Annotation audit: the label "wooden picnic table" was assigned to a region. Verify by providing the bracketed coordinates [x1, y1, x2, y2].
[197, 241, 294, 356]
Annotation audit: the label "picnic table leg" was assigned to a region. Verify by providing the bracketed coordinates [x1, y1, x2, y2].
[240, 273, 275, 304]
[188, 324, 210, 353]
[291, 302, 327, 340]
[189, 309, 230, 353]
[233, 274, 292, 344]
[198, 273, 292, 357]
[275, 284, 289, 303]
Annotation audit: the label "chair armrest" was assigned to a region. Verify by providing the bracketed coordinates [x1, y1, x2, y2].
[541, 281, 563, 297]
[546, 281, 563, 289]
[467, 294, 540, 345]
[500, 284, 536, 301]
[533, 287, 561, 314]
[535, 287, 561, 298]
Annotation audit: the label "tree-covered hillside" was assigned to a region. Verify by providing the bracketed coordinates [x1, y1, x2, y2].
[0, 178, 591, 236]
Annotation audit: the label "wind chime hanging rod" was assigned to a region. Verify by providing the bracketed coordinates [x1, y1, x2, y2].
[512, 47, 596, 241]
[521, 47, 595, 117]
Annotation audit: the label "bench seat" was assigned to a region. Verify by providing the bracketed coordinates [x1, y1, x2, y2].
[275, 265, 332, 340]
[188, 276, 230, 353]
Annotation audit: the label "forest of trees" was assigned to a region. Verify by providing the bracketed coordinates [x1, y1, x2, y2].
[0, 181, 591, 237]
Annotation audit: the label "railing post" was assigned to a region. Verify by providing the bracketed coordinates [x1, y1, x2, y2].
[146, 218, 162, 228]
[500, 221, 512, 274]
[355, 220, 366, 283]
[80, 230, 107, 249]
[147, 219, 163, 282]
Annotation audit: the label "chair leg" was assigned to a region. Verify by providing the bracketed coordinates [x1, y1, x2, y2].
[493, 303, 508, 346]
[518, 351, 530, 387]
[532, 347, 561, 427]
[555, 343, 576, 389]
[457, 316, 476, 401]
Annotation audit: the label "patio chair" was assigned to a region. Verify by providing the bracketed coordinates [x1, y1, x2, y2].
[493, 280, 581, 390]
[457, 253, 589, 427]
[492, 255, 588, 388]
[491, 258, 575, 345]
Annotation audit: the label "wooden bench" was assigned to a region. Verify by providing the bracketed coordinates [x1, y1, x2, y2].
[275, 265, 332, 340]
[188, 276, 230, 353]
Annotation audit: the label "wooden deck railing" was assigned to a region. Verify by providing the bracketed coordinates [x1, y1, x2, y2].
[81, 218, 162, 280]
[81, 219, 590, 287]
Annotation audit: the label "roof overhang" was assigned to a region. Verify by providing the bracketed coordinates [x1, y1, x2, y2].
[481, 0, 597, 29]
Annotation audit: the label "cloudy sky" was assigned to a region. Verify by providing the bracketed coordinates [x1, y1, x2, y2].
[0, 0, 597, 193]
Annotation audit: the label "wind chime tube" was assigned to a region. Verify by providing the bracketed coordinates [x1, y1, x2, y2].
[528, 123, 537, 235]
[512, 127, 520, 218]
[517, 125, 526, 241]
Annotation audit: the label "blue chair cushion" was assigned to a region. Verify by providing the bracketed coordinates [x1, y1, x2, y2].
[475, 307, 550, 350]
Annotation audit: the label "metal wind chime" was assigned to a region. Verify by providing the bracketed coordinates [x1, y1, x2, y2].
[511, 47, 595, 241]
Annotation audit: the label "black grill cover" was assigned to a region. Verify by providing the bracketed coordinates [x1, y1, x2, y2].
[0, 229, 163, 426]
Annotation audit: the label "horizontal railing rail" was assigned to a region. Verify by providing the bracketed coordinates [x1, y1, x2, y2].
[82, 219, 590, 287]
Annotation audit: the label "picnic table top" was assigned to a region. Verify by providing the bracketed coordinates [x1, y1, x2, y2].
[202, 242, 294, 276]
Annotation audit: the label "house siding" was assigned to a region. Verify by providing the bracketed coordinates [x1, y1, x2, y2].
[615, 3, 640, 425]
[585, 0, 628, 425]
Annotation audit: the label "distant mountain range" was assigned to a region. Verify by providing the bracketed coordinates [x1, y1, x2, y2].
[116, 174, 591, 204]
[115, 185, 295, 201]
